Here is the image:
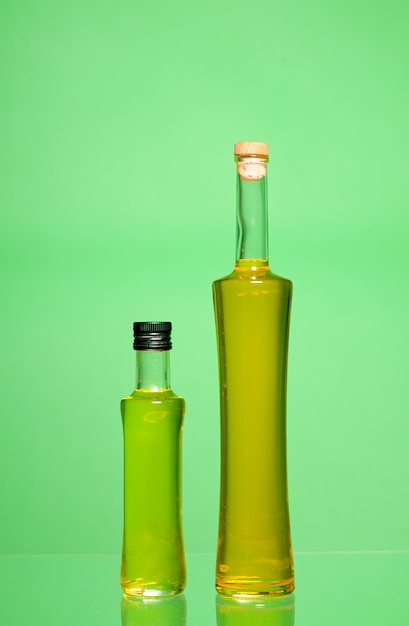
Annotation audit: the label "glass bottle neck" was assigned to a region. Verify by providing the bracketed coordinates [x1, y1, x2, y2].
[135, 350, 171, 391]
[236, 157, 269, 266]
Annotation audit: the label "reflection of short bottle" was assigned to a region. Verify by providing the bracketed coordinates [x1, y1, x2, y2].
[216, 593, 295, 626]
[121, 594, 187, 626]
[120, 322, 186, 597]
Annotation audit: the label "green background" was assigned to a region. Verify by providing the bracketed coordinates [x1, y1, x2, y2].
[1, 0, 408, 574]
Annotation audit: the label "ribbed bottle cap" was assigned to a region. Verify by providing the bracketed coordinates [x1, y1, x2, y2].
[133, 322, 172, 350]
[234, 141, 269, 157]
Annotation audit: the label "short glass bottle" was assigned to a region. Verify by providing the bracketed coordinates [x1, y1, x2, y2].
[213, 142, 294, 597]
[120, 322, 186, 597]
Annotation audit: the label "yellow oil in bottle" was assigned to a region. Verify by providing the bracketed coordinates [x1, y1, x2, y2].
[120, 389, 185, 597]
[213, 259, 294, 596]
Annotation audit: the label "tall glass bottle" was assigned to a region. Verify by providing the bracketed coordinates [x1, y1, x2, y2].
[213, 142, 294, 596]
[120, 322, 186, 597]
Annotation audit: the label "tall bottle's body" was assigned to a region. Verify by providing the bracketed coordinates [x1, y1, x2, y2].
[213, 142, 294, 597]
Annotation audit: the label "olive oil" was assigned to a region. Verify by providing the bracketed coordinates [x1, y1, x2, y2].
[213, 143, 294, 596]
[120, 322, 186, 597]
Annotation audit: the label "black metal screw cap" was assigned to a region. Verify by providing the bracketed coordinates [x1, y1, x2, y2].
[133, 321, 172, 350]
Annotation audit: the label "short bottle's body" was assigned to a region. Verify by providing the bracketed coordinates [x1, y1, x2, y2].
[120, 323, 186, 597]
[213, 143, 294, 596]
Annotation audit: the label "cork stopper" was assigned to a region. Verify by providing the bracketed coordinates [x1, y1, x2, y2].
[235, 142, 268, 181]
[234, 142, 269, 158]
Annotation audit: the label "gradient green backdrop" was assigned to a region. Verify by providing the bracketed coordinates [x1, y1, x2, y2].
[1, 0, 408, 562]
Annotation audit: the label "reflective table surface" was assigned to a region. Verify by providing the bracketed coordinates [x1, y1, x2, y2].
[0, 552, 407, 624]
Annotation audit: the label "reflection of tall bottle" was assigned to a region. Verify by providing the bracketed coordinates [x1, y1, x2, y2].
[213, 142, 294, 596]
[121, 594, 187, 626]
[216, 594, 295, 626]
[120, 322, 186, 597]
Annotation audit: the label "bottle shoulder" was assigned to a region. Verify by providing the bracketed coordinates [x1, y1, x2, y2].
[121, 390, 185, 420]
[122, 389, 184, 403]
[213, 266, 292, 290]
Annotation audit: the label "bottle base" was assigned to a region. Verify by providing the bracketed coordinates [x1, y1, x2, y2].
[122, 583, 185, 599]
[216, 578, 294, 598]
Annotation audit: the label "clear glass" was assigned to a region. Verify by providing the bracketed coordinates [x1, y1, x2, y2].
[213, 155, 294, 597]
[120, 349, 186, 597]
[135, 350, 170, 391]
[236, 164, 268, 261]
